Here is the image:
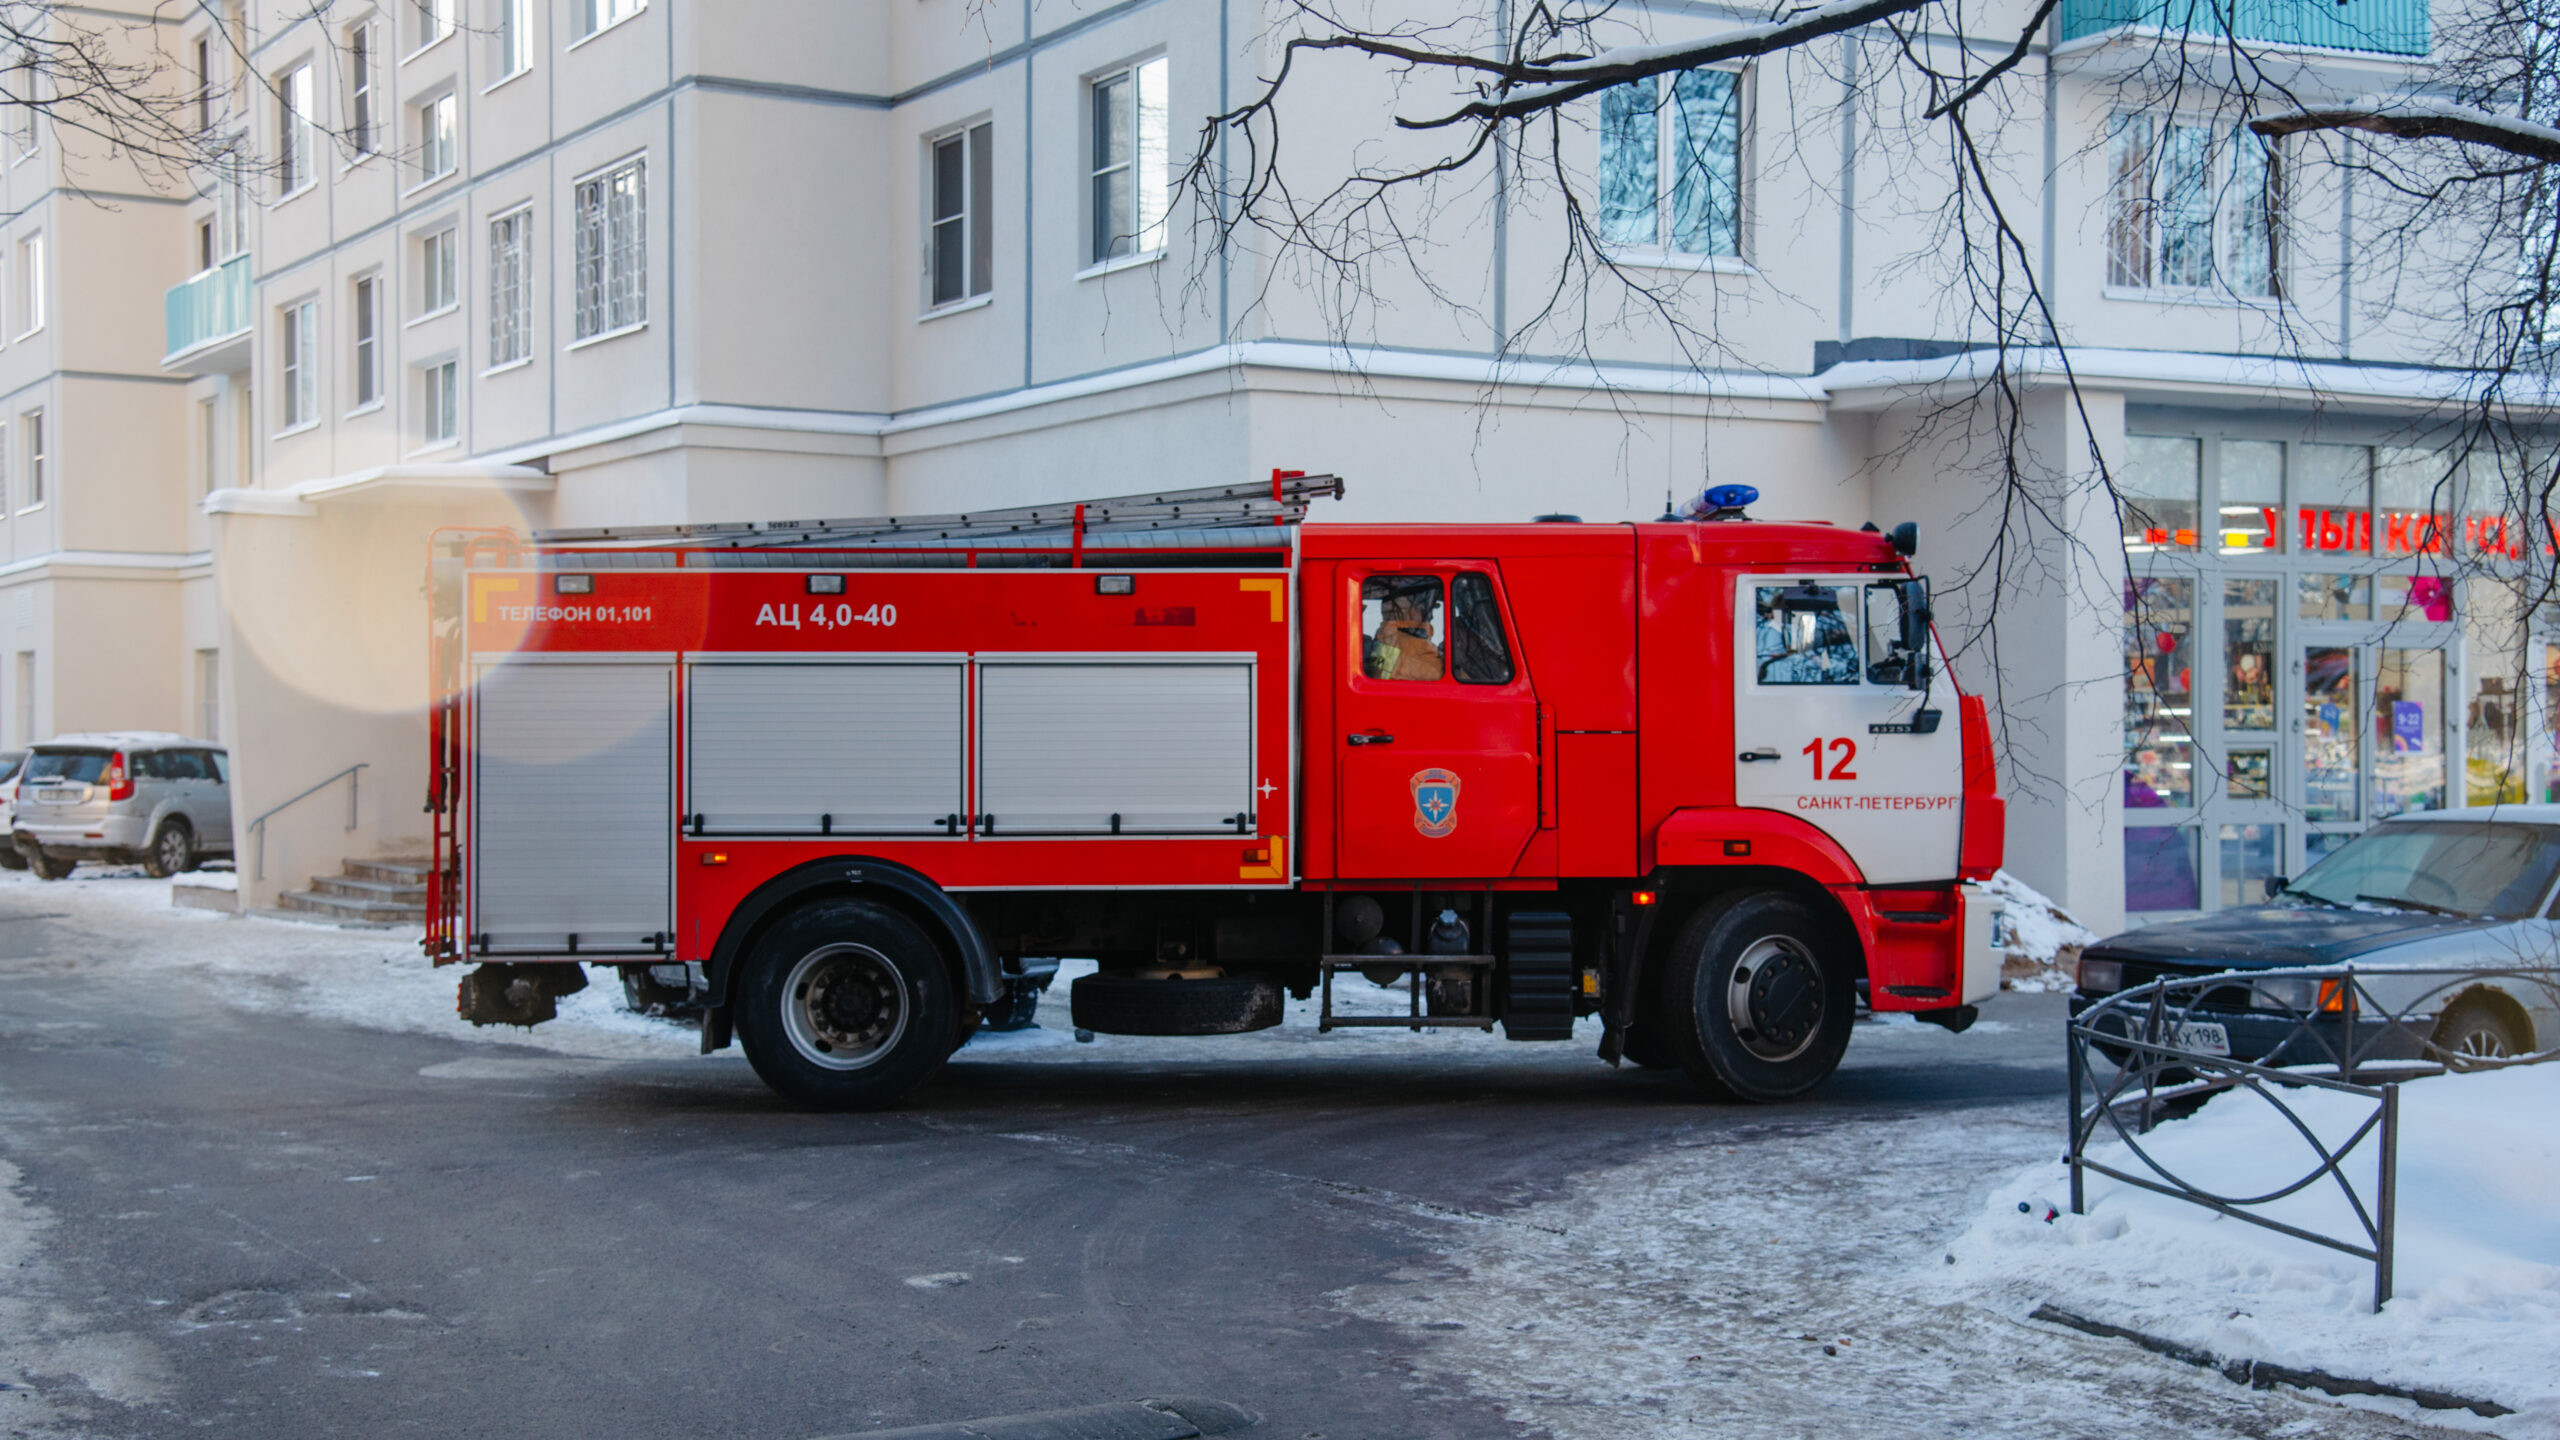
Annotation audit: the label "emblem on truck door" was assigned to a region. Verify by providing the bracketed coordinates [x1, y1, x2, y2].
[1410, 769, 1461, 838]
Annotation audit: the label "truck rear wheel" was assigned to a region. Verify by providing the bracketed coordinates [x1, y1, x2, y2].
[736, 899, 956, 1111]
[1658, 892, 1855, 1102]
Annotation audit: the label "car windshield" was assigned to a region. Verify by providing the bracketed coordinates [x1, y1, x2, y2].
[2288, 820, 2560, 919]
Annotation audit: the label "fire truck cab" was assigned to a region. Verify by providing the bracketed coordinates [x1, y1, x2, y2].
[428, 476, 2004, 1110]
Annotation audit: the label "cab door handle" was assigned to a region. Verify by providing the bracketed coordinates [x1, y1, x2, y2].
[1347, 732, 1395, 746]
[1739, 749, 1780, 763]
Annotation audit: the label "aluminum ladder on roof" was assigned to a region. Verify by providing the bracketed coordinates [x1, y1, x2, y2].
[534, 473, 1347, 550]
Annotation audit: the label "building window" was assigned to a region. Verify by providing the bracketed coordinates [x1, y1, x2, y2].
[495, 0, 531, 76]
[279, 300, 317, 429]
[194, 36, 212, 132]
[574, 0, 644, 40]
[277, 62, 314, 196]
[10, 48, 37, 156]
[572, 157, 645, 339]
[415, 0, 454, 51]
[196, 396, 216, 491]
[422, 360, 457, 443]
[417, 93, 456, 185]
[194, 218, 215, 273]
[1088, 57, 1168, 264]
[15, 233, 39, 335]
[348, 22, 377, 156]
[488, 206, 531, 367]
[352, 275, 380, 406]
[216, 148, 249, 258]
[420, 226, 457, 314]
[929, 122, 994, 307]
[21, 409, 42, 508]
[196, 649, 220, 741]
[1599, 69, 1744, 259]
[2107, 113, 2282, 297]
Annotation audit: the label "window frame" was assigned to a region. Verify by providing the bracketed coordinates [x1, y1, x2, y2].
[569, 0, 646, 45]
[277, 298, 318, 433]
[486, 204, 533, 371]
[412, 91, 458, 190]
[2106, 111, 2285, 302]
[19, 408, 44, 512]
[419, 357, 459, 447]
[410, 0, 455, 57]
[1084, 55, 1169, 269]
[1596, 65, 1751, 267]
[416, 224, 459, 318]
[350, 272, 382, 411]
[14, 232, 40, 338]
[276, 61, 316, 198]
[492, 0, 533, 81]
[346, 21, 378, 158]
[569, 154, 647, 344]
[925, 119, 995, 313]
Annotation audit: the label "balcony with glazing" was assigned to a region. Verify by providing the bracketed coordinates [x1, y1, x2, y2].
[164, 253, 252, 373]
[2057, 0, 2428, 56]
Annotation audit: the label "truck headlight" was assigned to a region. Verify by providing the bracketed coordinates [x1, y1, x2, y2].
[2077, 958, 2121, 993]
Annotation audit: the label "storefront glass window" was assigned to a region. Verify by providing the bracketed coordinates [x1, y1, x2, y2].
[2298, 572, 2371, 621]
[2294, 443, 2372, 555]
[2125, 826, 2199, 911]
[2378, 573, 2455, 623]
[2542, 641, 2560, 803]
[2218, 823, 2282, 907]
[2123, 436, 2201, 551]
[2124, 576, 2194, 808]
[2467, 582, 2528, 805]
[2374, 646, 2446, 816]
[2220, 440, 2283, 554]
[2304, 644, 2360, 821]
[2223, 578, 2278, 733]
[2375, 447, 2454, 557]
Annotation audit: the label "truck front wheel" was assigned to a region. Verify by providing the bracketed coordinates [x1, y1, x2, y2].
[736, 899, 956, 1111]
[1657, 893, 1855, 1102]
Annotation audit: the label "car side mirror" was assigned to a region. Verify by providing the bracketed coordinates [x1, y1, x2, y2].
[2263, 875, 2289, 900]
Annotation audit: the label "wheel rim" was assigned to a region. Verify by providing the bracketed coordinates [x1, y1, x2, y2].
[2453, 1025, 2514, 1060]
[1725, 935, 1825, 1063]
[156, 828, 186, 871]
[779, 943, 909, 1071]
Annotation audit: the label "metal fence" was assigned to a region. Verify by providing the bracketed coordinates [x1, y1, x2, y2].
[2067, 963, 2560, 1311]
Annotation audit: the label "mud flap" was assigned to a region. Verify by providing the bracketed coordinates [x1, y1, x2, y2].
[1500, 911, 1575, 1041]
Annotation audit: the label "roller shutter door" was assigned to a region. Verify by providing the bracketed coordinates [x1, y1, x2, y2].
[687, 661, 964, 834]
[978, 660, 1253, 834]
[472, 659, 671, 952]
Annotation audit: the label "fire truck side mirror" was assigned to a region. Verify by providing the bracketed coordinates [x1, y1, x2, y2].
[1898, 578, 1934, 693]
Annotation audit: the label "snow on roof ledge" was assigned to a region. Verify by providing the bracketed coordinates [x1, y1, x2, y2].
[1819, 347, 2560, 415]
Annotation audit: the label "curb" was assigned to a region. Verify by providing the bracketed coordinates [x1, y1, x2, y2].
[815, 1397, 1259, 1440]
[2029, 1303, 2515, 1419]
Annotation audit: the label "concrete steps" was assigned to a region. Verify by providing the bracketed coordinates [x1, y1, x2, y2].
[277, 857, 431, 925]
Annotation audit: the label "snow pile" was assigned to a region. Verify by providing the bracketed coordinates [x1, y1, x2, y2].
[1945, 1063, 2560, 1433]
[1979, 869, 2098, 992]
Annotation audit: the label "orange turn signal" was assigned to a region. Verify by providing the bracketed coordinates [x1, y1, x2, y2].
[2318, 979, 2348, 1013]
[1632, 890, 1658, 906]
[701, 852, 729, 866]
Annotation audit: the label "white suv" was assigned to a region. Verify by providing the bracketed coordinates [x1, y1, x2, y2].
[12, 734, 232, 880]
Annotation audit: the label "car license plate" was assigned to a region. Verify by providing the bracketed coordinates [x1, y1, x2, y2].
[2174, 1021, 2231, 1056]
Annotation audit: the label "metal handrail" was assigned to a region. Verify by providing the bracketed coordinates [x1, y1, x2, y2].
[2068, 962, 2560, 1311]
[247, 763, 368, 881]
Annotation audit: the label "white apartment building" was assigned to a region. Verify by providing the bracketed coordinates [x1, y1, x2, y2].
[87, 0, 2535, 928]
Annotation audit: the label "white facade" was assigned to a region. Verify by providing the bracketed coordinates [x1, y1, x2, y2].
[30, 0, 2488, 925]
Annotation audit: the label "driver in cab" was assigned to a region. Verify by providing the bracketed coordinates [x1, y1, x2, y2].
[1367, 584, 1445, 682]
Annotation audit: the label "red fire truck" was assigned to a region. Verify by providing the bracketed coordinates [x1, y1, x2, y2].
[425, 474, 2004, 1109]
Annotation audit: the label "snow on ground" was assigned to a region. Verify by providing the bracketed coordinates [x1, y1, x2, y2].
[0, 868, 698, 1062]
[1944, 1063, 2560, 1436]
[1982, 869, 2098, 993]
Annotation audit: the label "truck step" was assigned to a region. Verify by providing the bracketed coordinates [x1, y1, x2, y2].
[1500, 912, 1577, 1041]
